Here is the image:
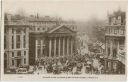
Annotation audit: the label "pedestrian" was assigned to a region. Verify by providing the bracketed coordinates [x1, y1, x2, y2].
[98, 64, 104, 74]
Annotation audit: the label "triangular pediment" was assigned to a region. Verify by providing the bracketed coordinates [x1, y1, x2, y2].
[48, 25, 74, 33]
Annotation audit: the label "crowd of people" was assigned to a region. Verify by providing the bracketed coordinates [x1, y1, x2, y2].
[32, 54, 105, 75]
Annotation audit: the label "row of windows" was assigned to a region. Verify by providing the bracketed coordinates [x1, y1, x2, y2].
[35, 25, 54, 31]
[11, 35, 26, 49]
[106, 61, 117, 70]
[111, 20, 121, 25]
[11, 58, 26, 66]
[30, 21, 57, 25]
[11, 51, 27, 66]
[106, 39, 124, 47]
[107, 28, 125, 35]
[110, 16, 125, 25]
[12, 51, 26, 57]
[36, 27, 47, 31]
[4, 35, 26, 49]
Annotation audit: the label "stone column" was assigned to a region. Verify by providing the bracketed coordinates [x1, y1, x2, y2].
[35, 40, 38, 60]
[58, 38, 61, 57]
[117, 39, 119, 55]
[21, 51, 24, 65]
[7, 52, 11, 69]
[67, 37, 69, 55]
[25, 50, 29, 65]
[14, 30, 16, 49]
[49, 38, 52, 57]
[26, 28, 29, 49]
[70, 38, 73, 55]
[63, 37, 65, 56]
[21, 30, 23, 48]
[8, 28, 12, 49]
[105, 37, 107, 57]
[41, 40, 43, 58]
[110, 38, 113, 72]
[110, 38, 113, 58]
[104, 59, 106, 72]
[54, 38, 56, 57]
[7, 28, 12, 69]
[14, 51, 17, 67]
[25, 28, 29, 66]
[42, 39, 45, 57]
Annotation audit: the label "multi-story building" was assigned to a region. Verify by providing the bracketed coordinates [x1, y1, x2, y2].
[104, 10, 125, 74]
[4, 13, 77, 70]
[4, 14, 30, 70]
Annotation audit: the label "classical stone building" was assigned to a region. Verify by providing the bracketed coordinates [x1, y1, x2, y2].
[28, 15, 77, 65]
[4, 14, 30, 70]
[104, 10, 125, 74]
[29, 25, 76, 64]
[4, 14, 77, 70]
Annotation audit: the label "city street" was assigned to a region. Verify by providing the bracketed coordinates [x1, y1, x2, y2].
[31, 55, 103, 75]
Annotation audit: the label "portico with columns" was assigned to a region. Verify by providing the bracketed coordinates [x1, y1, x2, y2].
[29, 25, 76, 62]
[46, 35, 75, 58]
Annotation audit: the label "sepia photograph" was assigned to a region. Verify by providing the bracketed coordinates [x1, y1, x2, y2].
[1, 0, 127, 80]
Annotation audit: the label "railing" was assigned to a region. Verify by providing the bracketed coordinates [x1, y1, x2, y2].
[105, 25, 125, 36]
[105, 33, 125, 37]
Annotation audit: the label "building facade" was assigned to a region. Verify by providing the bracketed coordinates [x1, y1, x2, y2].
[4, 14, 30, 70]
[28, 16, 77, 65]
[104, 10, 125, 74]
[4, 14, 77, 70]
[29, 25, 76, 65]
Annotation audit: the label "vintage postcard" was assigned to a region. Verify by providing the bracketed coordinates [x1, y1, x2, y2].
[1, 0, 127, 81]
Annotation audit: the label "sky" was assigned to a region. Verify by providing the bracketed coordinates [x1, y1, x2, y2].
[4, 0, 128, 21]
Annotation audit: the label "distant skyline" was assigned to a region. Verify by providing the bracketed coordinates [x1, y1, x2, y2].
[4, 0, 128, 21]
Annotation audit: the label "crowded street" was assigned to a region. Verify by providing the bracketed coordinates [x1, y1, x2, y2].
[30, 54, 104, 75]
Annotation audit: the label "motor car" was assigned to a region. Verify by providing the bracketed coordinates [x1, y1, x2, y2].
[16, 68, 28, 74]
